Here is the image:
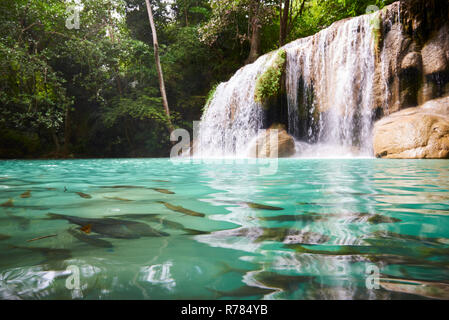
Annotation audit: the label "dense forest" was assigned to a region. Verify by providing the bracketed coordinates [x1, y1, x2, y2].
[0, 0, 395, 158]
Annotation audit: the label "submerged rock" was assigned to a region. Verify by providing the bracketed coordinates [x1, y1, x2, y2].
[373, 96, 449, 159]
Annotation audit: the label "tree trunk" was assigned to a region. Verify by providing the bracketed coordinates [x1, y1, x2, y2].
[279, 0, 290, 46]
[63, 106, 70, 155]
[245, 1, 262, 64]
[144, 0, 173, 131]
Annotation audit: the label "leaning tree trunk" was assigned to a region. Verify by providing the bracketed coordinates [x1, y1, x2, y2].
[144, 0, 173, 131]
[279, 0, 290, 46]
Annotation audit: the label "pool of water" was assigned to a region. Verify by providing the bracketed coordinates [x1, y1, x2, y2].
[0, 158, 448, 300]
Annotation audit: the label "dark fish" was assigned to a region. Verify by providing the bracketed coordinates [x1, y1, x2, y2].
[216, 262, 252, 276]
[366, 214, 401, 224]
[255, 228, 329, 244]
[106, 214, 160, 220]
[371, 231, 449, 246]
[103, 196, 133, 202]
[99, 185, 146, 189]
[67, 228, 113, 248]
[20, 191, 31, 198]
[76, 192, 92, 199]
[0, 234, 11, 241]
[150, 188, 175, 194]
[259, 214, 325, 223]
[380, 278, 449, 300]
[0, 199, 14, 207]
[152, 180, 169, 183]
[254, 272, 314, 292]
[11, 245, 72, 261]
[217, 200, 283, 210]
[109, 214, 207, 235]
[158, 201, 205, 217]
[27, 234, 57, 242]
[3, 213, 30, 230]
[285, 242, 449, 259]
[208, 285, 277, 298]
[212, 227, 329, 244]
[246, 202, 283, 211]
[47, 213, 169, 239]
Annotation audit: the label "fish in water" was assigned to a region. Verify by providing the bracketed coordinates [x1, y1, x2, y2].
[259, 214, 325, 223]
[2, 213, 30, 230]
[0, 234, 11, 241]
[0, 199, 14, 207]
[246, 202, 283, 211]
[380, 278, 449, 300]
[322, 212, 401, 224]
[67, 228, 113, 248]
[105, 213, 160, 220]
[285, 242, 449, 259]
[211, 227, 329, 244]
[371, 231, 449, 246]
[207, 285, 277, 298]
[366, 214, 401, 224]
[99, 185, 146, 189]
[107, 214, 207, 235]
[47, 213, 169, 239]
[10, 245, 72, 262]
[150, 188, 175, 194]
[76, 192, 92, 199]
[254, 272, 314, 292]
[158, 201, 205, 217]
[20, 191, 31, 198]
[103, 196, 133, 202]
[80, 224, 92, 233]
[152, 180, 169, 183]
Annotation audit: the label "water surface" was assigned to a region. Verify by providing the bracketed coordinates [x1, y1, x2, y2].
[0, 159, 448, 299]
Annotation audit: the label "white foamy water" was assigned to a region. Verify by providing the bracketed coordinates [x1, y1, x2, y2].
[196, 9, 383, 158]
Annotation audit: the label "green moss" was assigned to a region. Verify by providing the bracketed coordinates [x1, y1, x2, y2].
[254, 49, 287, 107]
[202, 82, 219, 113]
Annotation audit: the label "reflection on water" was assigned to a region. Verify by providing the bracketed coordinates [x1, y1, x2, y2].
[0, 159, 448, 300]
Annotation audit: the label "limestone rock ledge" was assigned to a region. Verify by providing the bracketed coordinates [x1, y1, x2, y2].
[373, 96, 449, 159]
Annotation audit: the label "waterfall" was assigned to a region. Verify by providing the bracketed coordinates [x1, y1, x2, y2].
[285, 13, 376, 156]
[195, 54, 278, 157]
[196, 9, 381, 158]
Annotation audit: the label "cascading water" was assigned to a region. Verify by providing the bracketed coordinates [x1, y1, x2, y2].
[195, 54, 278, 157]
[196, 8, 382, 158]
[285, 12, 377, 157]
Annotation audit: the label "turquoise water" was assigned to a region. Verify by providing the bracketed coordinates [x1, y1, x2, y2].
[0, 158, 448, 300]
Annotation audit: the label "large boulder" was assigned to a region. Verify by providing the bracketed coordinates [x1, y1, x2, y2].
[373, 96, 449, 159]
[248, 124, 295, 158]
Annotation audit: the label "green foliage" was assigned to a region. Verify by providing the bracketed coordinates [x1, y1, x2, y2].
[0, 0, 399, 158]
[254, 49, 286, 105]
[204, 83, 219, 111]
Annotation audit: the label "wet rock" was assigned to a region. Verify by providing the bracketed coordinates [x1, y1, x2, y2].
[373, 96, 449, 159]
[247, 124, 295, 158]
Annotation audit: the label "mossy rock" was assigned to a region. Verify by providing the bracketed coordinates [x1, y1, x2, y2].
[254, 49, 287, 108]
